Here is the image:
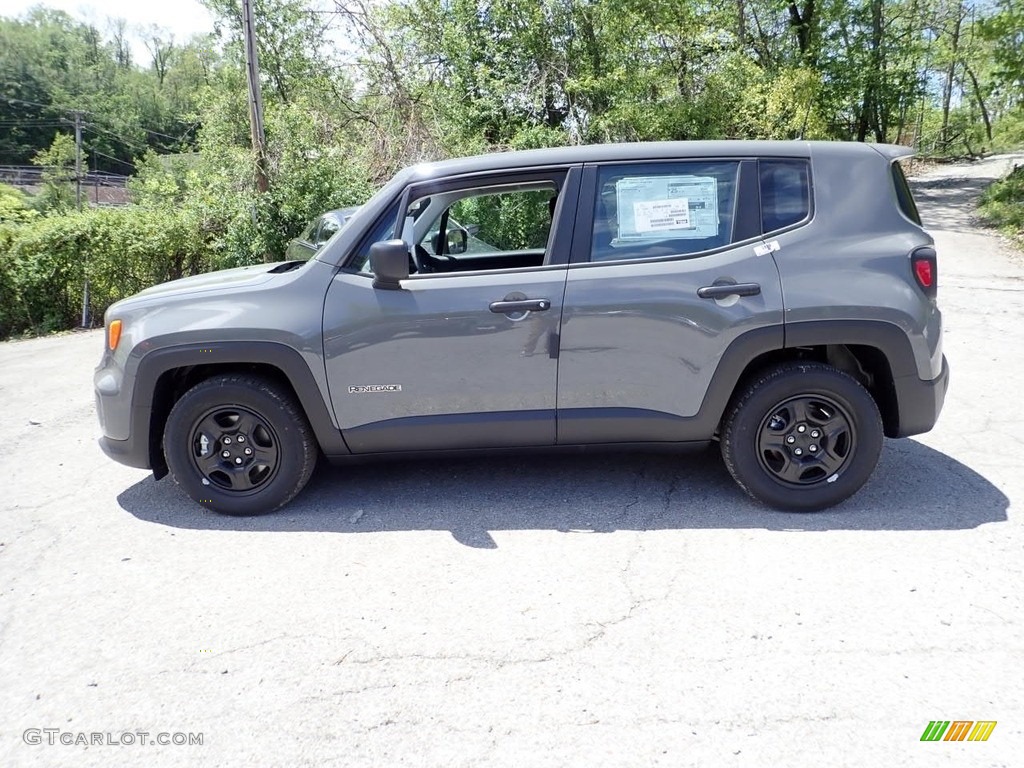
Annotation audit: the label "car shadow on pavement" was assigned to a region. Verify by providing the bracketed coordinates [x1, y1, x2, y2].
[117, 438, 1008, 547]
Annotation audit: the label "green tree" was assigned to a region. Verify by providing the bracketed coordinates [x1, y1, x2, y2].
[30, 133, 79, 212]
[981, 0, 1024, 102]
[0, 8, 212, 171]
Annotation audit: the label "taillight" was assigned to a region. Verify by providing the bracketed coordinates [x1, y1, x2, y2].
[914, 259, 933, 287]
[911, 247, 937, 299]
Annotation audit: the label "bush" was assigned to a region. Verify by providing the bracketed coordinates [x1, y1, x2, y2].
[0, 206, 213, 338]
[991, 111, 1024, 154]
[0, 225, 26, 338]
[0, 183, 39, 224]
[978, 164, 1024, 241]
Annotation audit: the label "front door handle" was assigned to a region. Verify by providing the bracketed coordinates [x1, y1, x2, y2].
[489, 298, 551, 313]
[697, 283, 761, 300]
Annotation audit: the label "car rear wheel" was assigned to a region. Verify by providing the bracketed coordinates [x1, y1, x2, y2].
[163, 374, 317, 516]
[720, 362, 883, 511]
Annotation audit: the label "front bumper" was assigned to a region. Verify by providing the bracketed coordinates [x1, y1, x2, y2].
[893, 354, 950, 438]
[98, 434, 151, 469]
[95, 356, 153, 470]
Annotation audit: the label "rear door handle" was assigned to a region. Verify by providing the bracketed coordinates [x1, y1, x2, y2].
[489, 298, 551, 313]
[697, 283, 761, 300]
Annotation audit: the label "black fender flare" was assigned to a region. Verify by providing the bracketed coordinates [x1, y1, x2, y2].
[131, 341, 350, 473]
[693, 319, 920, 436]
[784, 319, 918, 378]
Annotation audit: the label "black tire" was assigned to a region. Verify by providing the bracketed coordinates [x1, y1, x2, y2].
[163, 374, 317, 516]
[720, 362, 883, 512]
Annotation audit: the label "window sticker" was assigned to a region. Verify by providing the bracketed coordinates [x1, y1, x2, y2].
[634, 199, 691, 232]
[616, 175, 719, 240]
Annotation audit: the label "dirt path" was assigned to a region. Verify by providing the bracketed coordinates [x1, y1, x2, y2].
[910, 152, 1024, 265]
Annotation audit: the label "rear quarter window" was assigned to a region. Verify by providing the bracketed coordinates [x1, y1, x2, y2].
[759, 159, 810, 233]
[891, 161, 922, 225]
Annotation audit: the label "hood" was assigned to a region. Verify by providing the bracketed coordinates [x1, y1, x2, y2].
[133, 260, 305, 300]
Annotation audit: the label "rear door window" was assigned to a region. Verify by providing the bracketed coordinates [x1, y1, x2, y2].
[589, 161, 740, 262]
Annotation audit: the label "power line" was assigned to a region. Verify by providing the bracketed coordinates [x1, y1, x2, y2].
[81, 123, 151, 153]
[83, 121, 197, 155]
[3, 97, 197, 149]
[138, 124, 198, 142]
[0, 94, 93, 116]
[89, 148, 137, 170]
[0, 120, 67, 126]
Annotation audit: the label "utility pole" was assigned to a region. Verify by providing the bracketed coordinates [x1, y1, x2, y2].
[73, 110, 90, 328]
[73, 111, 83, 211]
[241, 0, 269, 193]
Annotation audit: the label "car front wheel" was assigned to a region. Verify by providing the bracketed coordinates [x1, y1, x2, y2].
[720, 362, 883, 511]
[163, 374, 317, 515]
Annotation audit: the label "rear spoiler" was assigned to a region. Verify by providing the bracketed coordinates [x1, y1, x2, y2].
[870, 144, 916, 161]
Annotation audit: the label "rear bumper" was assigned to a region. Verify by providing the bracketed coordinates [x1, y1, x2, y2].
[893, 355, 949, 438]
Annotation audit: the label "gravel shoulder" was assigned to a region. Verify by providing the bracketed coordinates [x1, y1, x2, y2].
[0, 156, 1022, 767]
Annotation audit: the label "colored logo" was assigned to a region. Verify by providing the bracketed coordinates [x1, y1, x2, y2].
[920, 721, 997, 742]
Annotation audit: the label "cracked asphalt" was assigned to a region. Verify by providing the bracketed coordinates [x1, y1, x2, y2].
[2, 155, 1023, 767]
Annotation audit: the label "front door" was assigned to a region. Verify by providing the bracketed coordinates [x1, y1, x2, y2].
[323, 168, 579, 453]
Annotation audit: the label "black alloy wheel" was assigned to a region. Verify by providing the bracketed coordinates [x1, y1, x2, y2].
[163, 374, 317, 516]
[756, 394, 856, 486]
[720, 362, 883, 511]
[187, 405, 281, 493]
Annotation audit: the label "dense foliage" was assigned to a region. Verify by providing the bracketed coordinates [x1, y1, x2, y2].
[1, 0, 1023, 338]
[979, 163, 1024, 241]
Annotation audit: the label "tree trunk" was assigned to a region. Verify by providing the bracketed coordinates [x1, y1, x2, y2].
[940, 4, 964, 152]
[787, 1, 817, 65]
[857, 93, 872, 143]
[859, 0, 884, 142]
[964, 65, 993, 142]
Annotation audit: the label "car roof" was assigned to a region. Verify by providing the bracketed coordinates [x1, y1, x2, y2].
[406, 140, 910, 181]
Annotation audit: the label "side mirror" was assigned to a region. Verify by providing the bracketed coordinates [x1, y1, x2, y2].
[369, 240, 410, 290]
[446, 228, 468, 255]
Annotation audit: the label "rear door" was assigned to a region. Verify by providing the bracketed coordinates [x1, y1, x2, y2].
[556, 157, 787, 443]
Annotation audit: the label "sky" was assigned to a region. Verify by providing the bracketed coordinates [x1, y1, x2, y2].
[0, 0, 216, 61]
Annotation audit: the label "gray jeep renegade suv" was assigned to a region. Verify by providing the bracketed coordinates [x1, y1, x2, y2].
[94, 141, 948, 515]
